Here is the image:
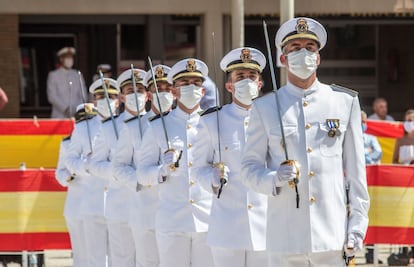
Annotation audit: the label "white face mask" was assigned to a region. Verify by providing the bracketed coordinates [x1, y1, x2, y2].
[178, 84, 203, 109]
[233, 78, 259, 106]
[152, 92, 174, 113]
[62, 57, 74, 69]
[287, 48, 318, 79]
[97, 98, 117, 118]
[125, 93, 146, 113]
[404, 121, 414, 133]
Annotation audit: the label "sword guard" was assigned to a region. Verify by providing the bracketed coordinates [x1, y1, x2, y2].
[164, 148, 181, 172]
[280, 160, 300, 188]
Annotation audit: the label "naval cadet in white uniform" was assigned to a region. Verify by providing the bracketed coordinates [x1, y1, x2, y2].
[56, 103, 97, 267]
[88, 71, 142, 266]
[241, 17, 370, 266]
[71, 78, 119, 267]
[112, 64, 174, 267]
[65, 102, 102, 267]
[47, 47, 85, 118]
[137, 58, 214, 267]
[192, 47, 269, 267]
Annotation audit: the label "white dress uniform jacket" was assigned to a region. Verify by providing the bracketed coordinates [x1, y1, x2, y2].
[193, 103, 267, 250]
[55, 136, 71, 188]
[112, 110, 159, 229]
[47, 67, 84, 118]
[241, 80, 370, 253]
[138, 107, 212, 232]
[65, 115, 101, 219]
[89, 111, 134, 221]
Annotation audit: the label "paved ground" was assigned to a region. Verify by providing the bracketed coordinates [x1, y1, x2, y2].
[0, 245, 413, 266]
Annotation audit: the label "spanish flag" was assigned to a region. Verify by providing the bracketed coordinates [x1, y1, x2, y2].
[0, 169, 70, 250]
[0, 119, 74, 168]
[365, 164, 414, 244]
[365, 120, 404, 163]
[0, 119, 73, 250]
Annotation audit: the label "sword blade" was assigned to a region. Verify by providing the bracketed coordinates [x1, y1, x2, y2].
[130, 64, 143, 140]
[147, 56, 171, 150]
[99, 70, 119, 140]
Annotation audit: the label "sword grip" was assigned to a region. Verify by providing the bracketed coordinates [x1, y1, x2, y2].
[174, 150, 183, 168]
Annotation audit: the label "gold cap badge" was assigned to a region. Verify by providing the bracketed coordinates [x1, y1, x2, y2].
[186, 59, 197, 72]
[296, 18, 309, 34]
[155, 66, 165, 78]
[104, 79, 111, 89]
[240, 48, 252, 63]
[133, 70, 141, 81]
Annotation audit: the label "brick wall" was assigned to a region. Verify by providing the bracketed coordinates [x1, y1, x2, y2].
[0, 15, 19, 118]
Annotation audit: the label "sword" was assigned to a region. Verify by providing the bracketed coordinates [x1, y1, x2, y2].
[130, 64, 143, 140]
[211, 32, 226, 199]
[147, 56, 182, 175]
[263, 20, 300, 208]
[343, 181, 356, 266]
[69, 81, 73, 118]
[99, 70, 119, 140]
[77, 71, 93, 154]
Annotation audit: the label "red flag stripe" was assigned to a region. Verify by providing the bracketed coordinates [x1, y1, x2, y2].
[0, 233, 70, 251]
[365, 226, 414, 244]
[365, 120, 404, 138]
[0, 170, 66, 192]
[366, 165, 414, 187]
[0, 119, 74, 135]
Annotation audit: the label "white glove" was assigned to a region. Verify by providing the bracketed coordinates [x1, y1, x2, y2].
[212, 164, 229, 187]
[83, 152, 92, 174]
[344, 233, 363, 258]
[159, 150, 179, 182]
[275, 160, 299, 185]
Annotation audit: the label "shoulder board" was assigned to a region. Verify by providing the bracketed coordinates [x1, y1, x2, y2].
[62, 135, 71, 141]
[200, 106, 222, 116]
[149, 112, 170, 122]
[330, 84, 358, 97]
[124, 116, 139, 123]
[102, 115, 119, 123]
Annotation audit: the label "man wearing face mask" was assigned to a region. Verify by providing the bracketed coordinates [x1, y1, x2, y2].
[192, 47, 268, 267]
[68, 77, 119, 267]
[241, 17, 370, 266]
[47, 47, 85, 118]
[65, 80, 117, 266]
[111, 65, 173, 267]
[88, 71, 145, 266]
[59, 103, 97, 267]
[137, 59, 214, 267]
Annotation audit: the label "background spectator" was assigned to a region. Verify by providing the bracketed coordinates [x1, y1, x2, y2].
[362, 111, 382, 164]
[46, 46, 84, 118]
[368, 97, 395, 121]
[393, 109, 414, 164]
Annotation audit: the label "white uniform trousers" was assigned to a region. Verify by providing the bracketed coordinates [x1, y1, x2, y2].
[131, 228, 159, 267]
[268, 251, 345, 267]
[65, 218, 88, 267]
[156, 231, 214, 267]
[83, 215, 111, 267]
[211, 247, 267, 267]
[107, 221, 136, 267]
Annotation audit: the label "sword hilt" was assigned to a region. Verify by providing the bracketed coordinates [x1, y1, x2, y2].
[214, 162, 227, 199]
[164, 149, 182, 172]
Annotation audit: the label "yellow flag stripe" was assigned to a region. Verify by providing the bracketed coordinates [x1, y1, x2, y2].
[368, 186, 414, 227]
[377, 137, 396, 164]
[0, 135, 64, 168]
[0, 192, 67, 233]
